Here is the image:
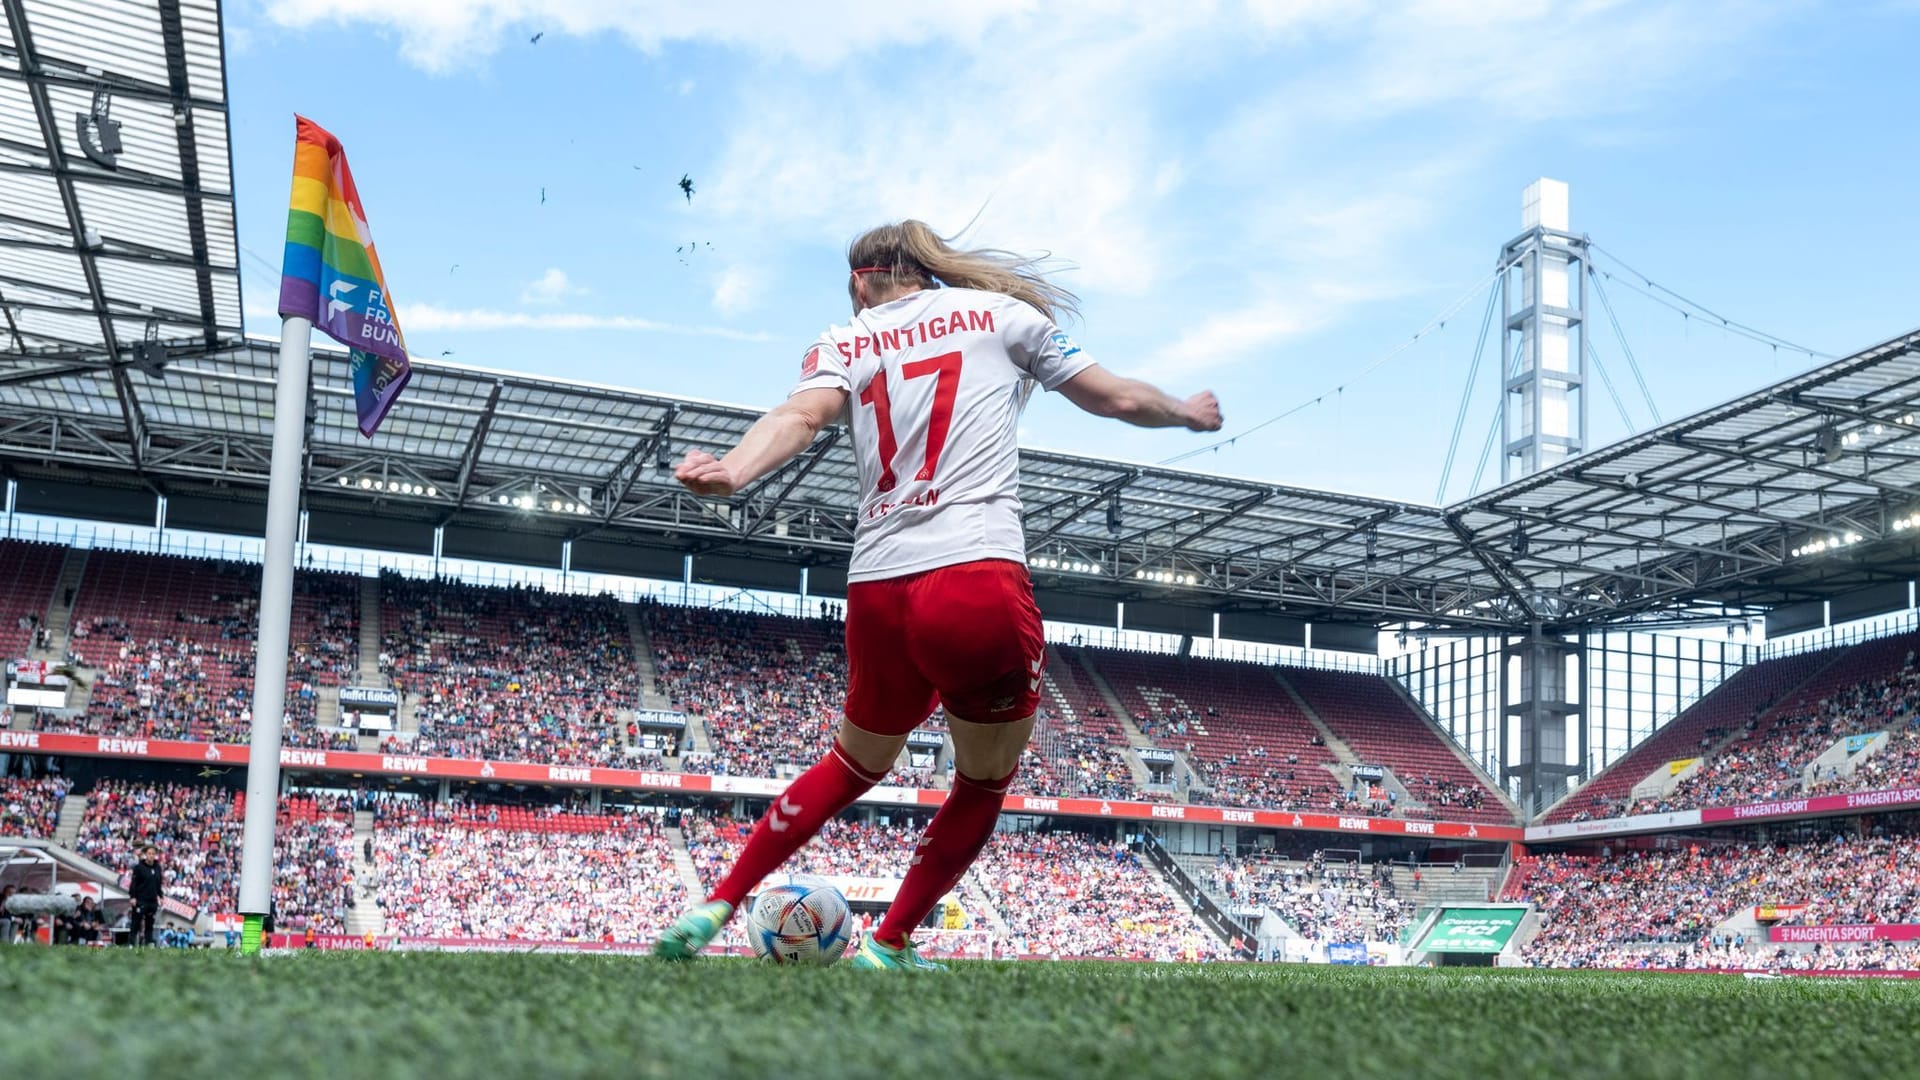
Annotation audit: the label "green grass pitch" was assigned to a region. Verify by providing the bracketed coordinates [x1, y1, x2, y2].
[2, 949, 1917, 1079]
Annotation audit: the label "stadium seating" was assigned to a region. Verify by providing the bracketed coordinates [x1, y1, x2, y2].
[1639, 633, 1920, 812]
[1547, 634, 1920, 821]
[1070, 646, 1345, 811]
[646, 603, 847, 777]
[1282, 666, 1511, 823]
[974, 830, 1230, 960]
[1022, 646, 1137, 799]
[1542, 645, 1845, 823]
[683, 812, 1225, 959]
[1515, 826, 1920, 971]
[369, 797, 686, 941]
[381, 575, 639, 767]
[0, 775, 70, 837]
[1201, 850, 1414, 943]
[68, 780, 351, 932]
[45, 552, 357, 746]
[0, 539, 63, 658]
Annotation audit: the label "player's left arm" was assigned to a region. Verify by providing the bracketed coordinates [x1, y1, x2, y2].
[674, 387, 848, 497]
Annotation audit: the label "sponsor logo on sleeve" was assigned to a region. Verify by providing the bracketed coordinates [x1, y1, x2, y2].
[1049, 331, 1082, 359]
[801, 347, 821, 377]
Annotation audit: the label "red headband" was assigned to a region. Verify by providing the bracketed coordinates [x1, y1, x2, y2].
[849, 266, 893, 276]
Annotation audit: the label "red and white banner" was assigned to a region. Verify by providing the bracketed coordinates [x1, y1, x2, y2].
[0, 729, 1523, 841]
[1769, 924, 1920, 944]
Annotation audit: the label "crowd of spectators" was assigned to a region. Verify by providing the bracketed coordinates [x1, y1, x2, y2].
[66, 780, 347, 930]
[975, 830, 1228, 960]
[1204, 851, 1412, 943]
[1398, 776, 1487, 819]
[73, 780, 241, 913]
[1517, 826, 1920, 969]
[40, 562, 358, 748]
[369, 799, 685, 942]
[683, 811, 1226, 959]
[381, 575, 642, 767]
[648, 605, 849, 778]
[272, 793, 356, 934]
[1, 775, 70, 837]
[1566, 644, 1920, 821]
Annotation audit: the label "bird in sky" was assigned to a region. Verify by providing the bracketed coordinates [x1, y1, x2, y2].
[679, 174, 695, 203]
[530, 31, 544, 44]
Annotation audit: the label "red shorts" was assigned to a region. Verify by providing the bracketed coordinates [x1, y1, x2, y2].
[843, 558, 1045, 736]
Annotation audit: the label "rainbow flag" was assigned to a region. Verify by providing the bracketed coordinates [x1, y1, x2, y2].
[277, 115, 411, 438]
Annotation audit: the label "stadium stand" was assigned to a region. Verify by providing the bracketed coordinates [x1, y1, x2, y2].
[645, 604, 847, 777]
[42, 552, 357, 746]
[1200, 850, 1414, 943]
[1023, 646, 1137, 799]
[683, 812, 1224, 958]
[1546, 634, 1920, 821]
[1282, 666, 1511, 823]
[974, 830, 1230, 960]
[68, 780, 350, 932]
[1637, 633, 1920, 812]
[1542, 645, 1847, 823]
[380, 575, 640, 767]
[1515, 824, 1920, 971]
[73, 780, 240, 913]
[1070, 646, 1345, 811]
[369, 797, 686, 941]
[0, 539, 63, 658]
[0, 775, 70, 837]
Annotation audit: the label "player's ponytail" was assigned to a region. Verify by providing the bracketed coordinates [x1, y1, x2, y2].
[848, 220, 1079, 323]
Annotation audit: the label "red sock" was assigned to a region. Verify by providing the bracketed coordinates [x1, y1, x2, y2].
[875, 767, 1014, 949]
[707, 743, 884, 908]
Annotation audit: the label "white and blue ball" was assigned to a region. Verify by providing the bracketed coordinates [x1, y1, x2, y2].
[745, 881, 852, 965]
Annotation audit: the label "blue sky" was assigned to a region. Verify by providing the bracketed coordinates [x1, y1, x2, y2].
[222, 1, 1920, 505]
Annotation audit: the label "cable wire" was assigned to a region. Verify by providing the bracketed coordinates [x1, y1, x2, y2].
[1161, 268, 1502, 467]
[1435, 282, 1501, 503]
[1588, 267, 1662, 425]
[1586, 243, 1834, 360]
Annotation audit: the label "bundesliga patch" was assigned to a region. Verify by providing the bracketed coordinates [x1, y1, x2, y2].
[801, 347, 821, 377]
[1050, 331, 1082, 358]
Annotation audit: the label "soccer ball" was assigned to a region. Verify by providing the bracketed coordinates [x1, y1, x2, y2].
[744, 881, 852, 965]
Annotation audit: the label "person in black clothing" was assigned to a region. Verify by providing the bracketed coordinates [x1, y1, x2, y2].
[128, 845, 164, 947]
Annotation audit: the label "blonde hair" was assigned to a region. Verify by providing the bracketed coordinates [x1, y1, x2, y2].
[848, 219, 1079, 323]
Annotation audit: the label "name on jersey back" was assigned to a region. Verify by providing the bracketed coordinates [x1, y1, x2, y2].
[834, 309, 997, 360]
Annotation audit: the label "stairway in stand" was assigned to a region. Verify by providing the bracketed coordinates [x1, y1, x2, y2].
[345, 809, 385, 937]
[32, 548, 89, 661]
[356, 576, 384, 686]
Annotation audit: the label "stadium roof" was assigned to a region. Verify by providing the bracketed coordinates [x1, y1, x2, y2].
[0, 0, 242, 472]
[2, 328, 1918, 640]
[2, 0, 1918, 640]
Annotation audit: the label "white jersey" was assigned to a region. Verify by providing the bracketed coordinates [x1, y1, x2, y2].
[790, 287, 1095, 583]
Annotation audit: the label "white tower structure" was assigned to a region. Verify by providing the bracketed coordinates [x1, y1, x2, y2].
[1500, 178, 1589, 482]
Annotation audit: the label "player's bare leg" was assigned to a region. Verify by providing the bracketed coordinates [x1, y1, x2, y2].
[854, 713, 1033, 970]
[654, 719, 904, 960]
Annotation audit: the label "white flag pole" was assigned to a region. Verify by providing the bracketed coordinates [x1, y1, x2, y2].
[237, 313, 313, 955]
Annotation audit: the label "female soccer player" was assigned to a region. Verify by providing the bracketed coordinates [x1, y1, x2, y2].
[654, 220, 1222, 968]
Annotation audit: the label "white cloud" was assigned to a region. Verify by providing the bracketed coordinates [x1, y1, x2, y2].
[262, 0, 1785, 381]
[710, 265, 761, 316]
[519, 267, 583, 305]
[403, 302, 773, 342]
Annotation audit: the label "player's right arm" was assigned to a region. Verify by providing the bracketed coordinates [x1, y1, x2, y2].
[1057, 366, 1222, 432]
